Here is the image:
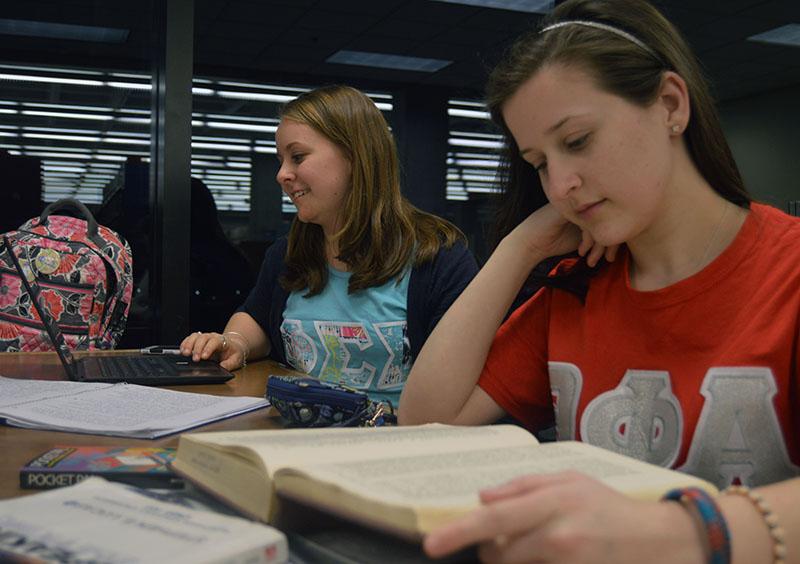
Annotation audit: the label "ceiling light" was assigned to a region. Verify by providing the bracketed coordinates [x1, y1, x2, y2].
[111, 72, 148, 79]
[194, 135, 251, 143]
[191, 154, 224, 161]
[200, 113, 279, 124]
[452, 158, 502, 167]
[107, 81, 151, 90]
[327, 50, 451, 72]
[22, 144, 91, 153]
[26, 102, 111, 111]
[23, 133, 101, 142]
[465, 185, 501, 193]
[217, 81, 309, 94]
[451, 99, 489, 108]
[0, 19, 129, 42]
[191, 142, 252, 152]
[24, 127, 102, 134]
[202, 169, 252, 176]
[102, 137, 150, 145]
[104, 131, 149, 138]
[431, 0, 552, 13]
[24, 152, 92, 160]
[206, 122, 278, 133]
[450, 130, 503, 139]
[218, 91, 296, 103]
[448, 138, 504, 149]
[0, 63, 102, 75]
[117, 117, 151, 124]
[96, 148, 147, 156]
[88, 163, 121, 168]
[0, 73, 103, 86]
[748, 24, 800, 47]
[42, 166, 86, 173]
[448, 108, 490, 119]
[22, 110, 113, 120]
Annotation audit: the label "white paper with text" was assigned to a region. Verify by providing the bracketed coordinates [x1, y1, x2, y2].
[0, 478, 287, 564]
[0, 376, 268, 438]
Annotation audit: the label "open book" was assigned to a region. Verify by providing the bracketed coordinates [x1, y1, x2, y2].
[0, 375, 268, 438]
[171, 424, 717, 540]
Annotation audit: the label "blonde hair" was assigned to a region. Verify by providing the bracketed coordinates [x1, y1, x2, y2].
[279, 84, 464, 296]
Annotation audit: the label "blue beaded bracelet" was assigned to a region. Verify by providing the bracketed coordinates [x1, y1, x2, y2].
[663, 487, 731, 564]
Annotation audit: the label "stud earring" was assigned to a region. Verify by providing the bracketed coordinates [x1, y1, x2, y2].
[671, 124, 680, 134]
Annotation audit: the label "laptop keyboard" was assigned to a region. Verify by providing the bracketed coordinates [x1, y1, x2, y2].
[97, 356, 174, 380]
[75, 354, 232, 386]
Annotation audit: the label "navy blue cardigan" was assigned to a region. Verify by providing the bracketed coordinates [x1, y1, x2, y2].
[239, 237, 478, 366]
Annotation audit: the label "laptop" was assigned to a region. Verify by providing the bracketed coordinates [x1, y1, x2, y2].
[39, 302, 233, 386]
[52, 341, 235, 386]
[11, 239, 234, 386]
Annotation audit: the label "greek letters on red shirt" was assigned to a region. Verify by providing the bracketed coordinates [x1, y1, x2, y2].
[479, 204, 800, 488]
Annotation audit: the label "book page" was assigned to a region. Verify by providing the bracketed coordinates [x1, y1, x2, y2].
[185, 424, 539, 473]
[173, 425, 538, 524]
[287, 440, 716, 506]
[0, 478, 287, 564]
[275, 440, 718, 534]
[0, 378, 268, 438]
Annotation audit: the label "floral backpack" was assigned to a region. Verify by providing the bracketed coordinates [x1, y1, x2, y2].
[0, 198, 133, 352]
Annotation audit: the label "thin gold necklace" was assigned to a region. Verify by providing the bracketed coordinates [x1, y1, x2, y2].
[630, 200, 732, 285]
[696, 200, 731, 271]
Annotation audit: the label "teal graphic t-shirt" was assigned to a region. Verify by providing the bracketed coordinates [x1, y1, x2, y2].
[280, 266, 411, 405]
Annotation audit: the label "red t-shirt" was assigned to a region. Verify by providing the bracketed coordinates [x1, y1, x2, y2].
[479, 203, 800, 488]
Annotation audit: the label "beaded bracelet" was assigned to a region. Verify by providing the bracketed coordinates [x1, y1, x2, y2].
[724, 485, 786, 564]
[663, 487, 731, 564]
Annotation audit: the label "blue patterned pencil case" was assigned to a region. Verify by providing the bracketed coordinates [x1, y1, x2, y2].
[266, 375, 395, 428]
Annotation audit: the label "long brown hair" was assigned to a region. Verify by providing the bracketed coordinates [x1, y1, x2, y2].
[488, 0, 750, 247]
[279, 84, 464, 296]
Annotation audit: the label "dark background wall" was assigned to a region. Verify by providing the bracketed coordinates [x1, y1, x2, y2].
[1, 0, 799, 346]
[720, 83, 800, 210]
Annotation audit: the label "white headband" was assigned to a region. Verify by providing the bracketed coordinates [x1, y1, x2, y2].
[540, 20, 658, 59]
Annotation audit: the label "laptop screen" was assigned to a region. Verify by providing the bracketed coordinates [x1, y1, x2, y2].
[39, 312, 80, 380]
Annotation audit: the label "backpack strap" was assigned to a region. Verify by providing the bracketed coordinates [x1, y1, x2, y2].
[2, 235, 72, 353]
[39, 198, 130, 349]
[39, 198, 106, 249]
[91, 238, 131, 349]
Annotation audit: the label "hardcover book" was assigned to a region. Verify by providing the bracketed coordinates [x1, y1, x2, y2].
[171, 424, 718, 541]
[20, 446, 182, 490]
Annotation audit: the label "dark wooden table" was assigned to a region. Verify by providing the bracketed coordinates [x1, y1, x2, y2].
[0, 351, 291, 499]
